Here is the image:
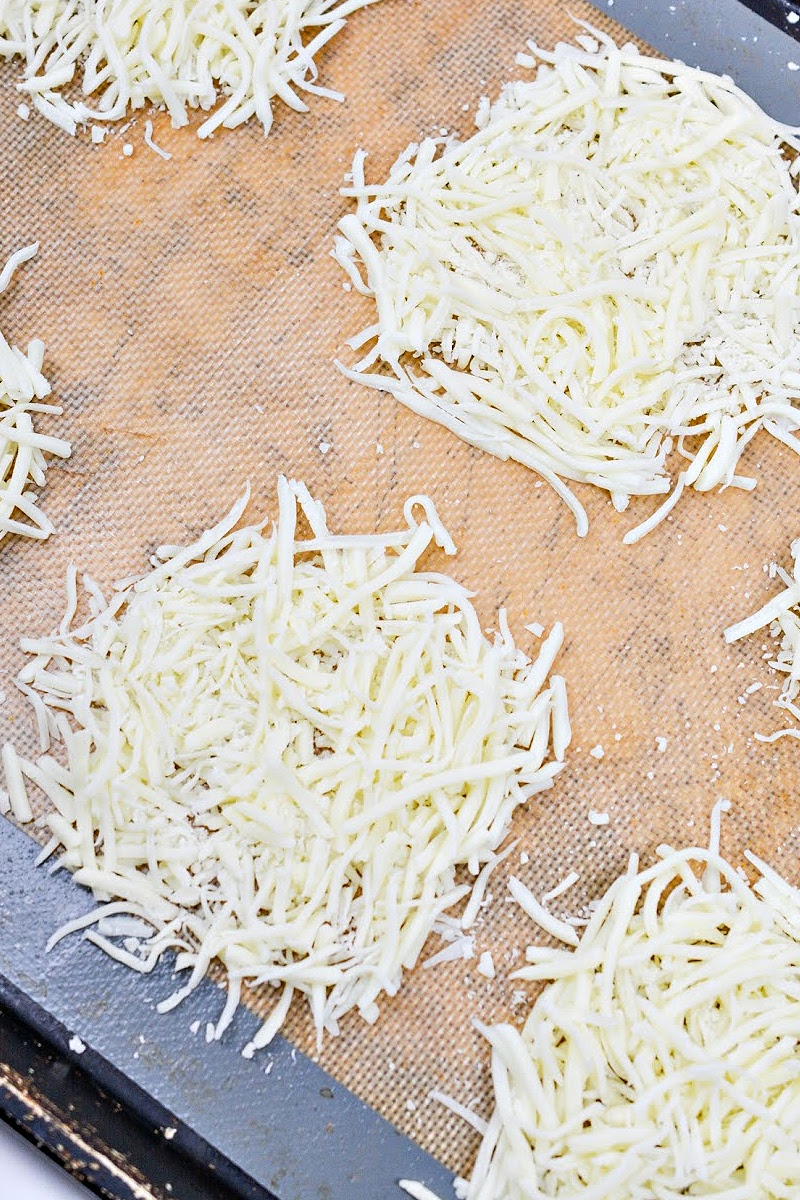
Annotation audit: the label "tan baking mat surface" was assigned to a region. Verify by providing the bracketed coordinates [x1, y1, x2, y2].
[1, 0, 799, 1179]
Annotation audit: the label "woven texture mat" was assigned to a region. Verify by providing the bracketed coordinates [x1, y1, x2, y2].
[1, 0, 799, 1178]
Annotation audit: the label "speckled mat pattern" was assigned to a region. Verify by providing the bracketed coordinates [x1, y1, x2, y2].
[1, 0, 798, 1178]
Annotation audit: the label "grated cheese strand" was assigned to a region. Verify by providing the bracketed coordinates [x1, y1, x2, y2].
[14, 477, 569, 1048]
[463, 813, 800, 1198]
[0, 0, 379, 138]
[335, 27, 800, 539]
[725, 537, 800, 736]
[0, 242, 71, 544]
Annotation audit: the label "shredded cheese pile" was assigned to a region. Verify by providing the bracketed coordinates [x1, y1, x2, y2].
[0, 0, 378, 138]
[465, 810, 800, 1198]
[726, 539, 800, 739]
[10, 477, 569, 1048]
[0, 242, 70, 544]
[335, 27, 800, 541]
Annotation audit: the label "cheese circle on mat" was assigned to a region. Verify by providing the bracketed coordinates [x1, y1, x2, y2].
[335, 28, 800, 541]
[464, 827, 800, 1198]
[14, 477, 569, 1049]
[0, 242, 71, 543]
[0, 0, 379, 138]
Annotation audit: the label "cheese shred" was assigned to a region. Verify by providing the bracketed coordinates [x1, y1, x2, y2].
[725, 538, 800, 736]
[0, 242, 70, 544]
[0, 0, 379, 138]
[335, 28, 800, 539]
[16, 477, 569, 1048]
[463, 812, 800, 1197]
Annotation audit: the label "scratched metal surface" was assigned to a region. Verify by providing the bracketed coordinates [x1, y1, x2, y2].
[0, 0, 799, 1194]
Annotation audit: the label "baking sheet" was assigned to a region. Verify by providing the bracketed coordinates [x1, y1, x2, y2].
[1, 0, 800, 1188]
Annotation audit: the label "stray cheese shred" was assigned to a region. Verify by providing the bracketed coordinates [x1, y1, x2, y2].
[334, 27, 800, 540]
[464, 808, 800, 1198]
[726, 538, 800, 738]
[13, 477, 569, 1048]
[0, 0, 379, 138]
[0, 242, 70, 544]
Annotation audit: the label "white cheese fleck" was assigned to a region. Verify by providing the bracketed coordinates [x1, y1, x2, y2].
[476, 951, 495, 979]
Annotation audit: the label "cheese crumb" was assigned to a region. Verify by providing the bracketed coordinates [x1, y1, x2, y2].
[477, 951, 495, 979]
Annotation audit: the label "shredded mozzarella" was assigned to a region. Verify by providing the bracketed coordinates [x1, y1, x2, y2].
[725, 538, 800, 735]
[0, 0, 379, 138]
[335, 26, 800, 539]
[464, 816, 800, 1198]
[143, 118, 171, 160]
[0, 243, 71, 544]
[398, 1182, 446, 1200]
[16, 477, 569, 1048]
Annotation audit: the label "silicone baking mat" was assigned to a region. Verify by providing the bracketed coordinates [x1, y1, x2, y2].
[1, 0, 799, 1183]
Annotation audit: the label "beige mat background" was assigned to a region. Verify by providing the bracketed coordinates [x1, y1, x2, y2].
[1, 0, 799, 1178]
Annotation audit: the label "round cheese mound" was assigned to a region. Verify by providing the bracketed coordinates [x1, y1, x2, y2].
[0, 0, 378, 138]
[335, 28, 800, 541]
[466, 818, 800, 1197]
[16, 477, 569, 1048]
[0, 243, 70, 543]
